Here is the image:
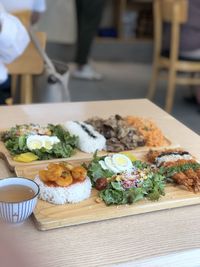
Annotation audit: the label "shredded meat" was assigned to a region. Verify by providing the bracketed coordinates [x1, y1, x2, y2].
[86, 115, 145, 152]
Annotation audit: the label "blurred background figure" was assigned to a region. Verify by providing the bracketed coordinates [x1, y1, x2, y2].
[0, 0, 46, 104]
[72, 0, 106, 81]
[0, 3, 29, 84]
[163, 0, 200, 106]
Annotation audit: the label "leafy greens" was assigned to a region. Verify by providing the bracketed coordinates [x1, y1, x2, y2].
[87, 154, 165, 205]
[1, 124, 78, 160]
[86, 151, 114, 186]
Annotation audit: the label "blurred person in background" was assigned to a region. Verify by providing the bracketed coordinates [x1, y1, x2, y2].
[0, 3, 29, 85]
[72, 0, 106, 81]
[163, 0, 200, 107]
[0, 0, 46, 104]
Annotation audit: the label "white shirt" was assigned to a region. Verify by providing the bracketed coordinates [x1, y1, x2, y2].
[0, 4, 30, 83]
[0, 0, 46, 13]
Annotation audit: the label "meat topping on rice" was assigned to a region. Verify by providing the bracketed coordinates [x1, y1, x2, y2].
[35, 162, 91, 205]
[86, 115, 145, 152]
[146, 149, 192, 165]
[35, 175, 92, 205]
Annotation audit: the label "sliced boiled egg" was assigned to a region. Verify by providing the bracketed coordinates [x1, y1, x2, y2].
[43, 136, 60, 150]
[99, 160, 108, 170]
[104, 156, 119, 173]
[51, 136, 60, 144]
[112, 154, 133, 172]
[27, 135, 43, 150]
[120, 151, 137, 162]
[43, 136, 53, 150]
[27, 135, 60, 151]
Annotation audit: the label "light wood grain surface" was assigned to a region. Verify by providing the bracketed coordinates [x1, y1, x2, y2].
[1, 99, 200, 267]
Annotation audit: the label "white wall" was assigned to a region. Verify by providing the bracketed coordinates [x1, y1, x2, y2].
[37, 0, 77, 44]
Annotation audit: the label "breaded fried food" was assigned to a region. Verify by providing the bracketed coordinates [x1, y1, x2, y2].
[39, 162, 87, 187]
[162, 159, 196, 168]
[147, 149, 192, 163]
[163, 159, 200, 192]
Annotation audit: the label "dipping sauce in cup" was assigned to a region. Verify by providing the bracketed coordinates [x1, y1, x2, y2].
[0, 177, 39, 224]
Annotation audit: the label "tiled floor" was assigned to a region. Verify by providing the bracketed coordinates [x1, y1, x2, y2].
[69, 62, 200, 135]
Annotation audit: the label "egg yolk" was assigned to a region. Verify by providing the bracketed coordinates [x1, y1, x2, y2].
[29, 140, 43, 150]
[115, 157, 127, 166]
[44, 140, 53, 150]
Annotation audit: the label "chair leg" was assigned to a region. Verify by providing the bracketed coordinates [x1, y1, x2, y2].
[165, 69, 176, 113]
[20, 75, 33, 104]
[189, 73, 197, 96]
[147, 63, 159, 100]
[11, 75, 18, 99]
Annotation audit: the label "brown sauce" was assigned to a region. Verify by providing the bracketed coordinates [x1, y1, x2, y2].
[44, 179, 85, 188]
[0, 185, 35, 202]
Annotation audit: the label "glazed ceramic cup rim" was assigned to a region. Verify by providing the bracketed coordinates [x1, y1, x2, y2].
[0, 177, 40, 204]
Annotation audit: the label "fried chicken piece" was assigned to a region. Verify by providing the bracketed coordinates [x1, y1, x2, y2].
[162, 159, 196, 168]
[184, 169, 198, 182]
[172, 173, 194, 191]
[147, 149, 200, 192]
[163, 160, 200, 192]
[195, 168, 200, 179]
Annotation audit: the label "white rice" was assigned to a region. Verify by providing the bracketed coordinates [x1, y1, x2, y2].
[34, 175, 92, 205]
[63, 121, 106, 153]
[155, 154, 193, 167]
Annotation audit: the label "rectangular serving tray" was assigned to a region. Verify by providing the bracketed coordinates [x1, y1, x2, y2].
[15, 151, 200, 231]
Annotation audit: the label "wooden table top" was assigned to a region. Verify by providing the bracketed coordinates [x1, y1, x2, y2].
[1, 99, 200, 267]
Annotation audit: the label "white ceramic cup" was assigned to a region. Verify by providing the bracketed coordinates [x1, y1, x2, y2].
[0, 177, 39, 224]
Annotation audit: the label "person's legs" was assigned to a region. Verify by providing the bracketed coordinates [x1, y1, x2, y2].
[75, 0, 106, 65]
[74, 0, 106, 80]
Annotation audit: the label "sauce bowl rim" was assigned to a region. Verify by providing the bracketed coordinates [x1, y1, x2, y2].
[0, 177, 40, 204]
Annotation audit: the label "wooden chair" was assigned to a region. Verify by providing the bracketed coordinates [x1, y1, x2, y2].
[6, 11, 46, 104]
[12, 10, 31, 28]
[147, 0, 200, 113]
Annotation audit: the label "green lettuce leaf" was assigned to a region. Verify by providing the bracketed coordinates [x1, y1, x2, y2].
[3, 124, 78, 160]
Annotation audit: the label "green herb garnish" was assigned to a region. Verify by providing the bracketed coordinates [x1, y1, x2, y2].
[162, 162, 200, 178]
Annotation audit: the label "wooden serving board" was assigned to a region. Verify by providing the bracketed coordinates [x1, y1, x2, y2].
[15, 152, 200, 231]
[0, 141, 106, 171]
[0, 136, 174, 171]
